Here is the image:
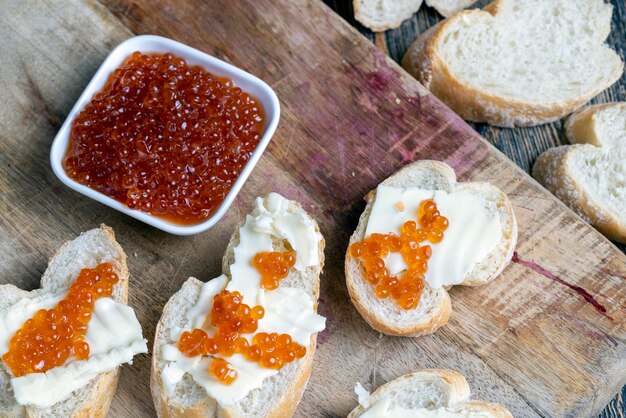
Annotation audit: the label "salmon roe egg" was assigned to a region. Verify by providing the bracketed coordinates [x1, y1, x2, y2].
[349, 199, 449, 310]
[177, 289, 306, 384]
[252, 251, 296, 290]
[2, 263, 119, 377]
[63, 52, 265, 225]
[210, 357, 238, 385]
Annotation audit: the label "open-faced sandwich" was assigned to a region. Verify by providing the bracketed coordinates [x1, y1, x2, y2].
[151, 193, 326, 417]
[349, 369, 513, 417]
[346, 161, 517, 336]
[0, 225, 147, 417]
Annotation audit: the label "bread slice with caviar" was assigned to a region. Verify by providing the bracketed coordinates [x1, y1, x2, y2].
[348, 369, 512, 417]
[401, 0, 624, 127]
[345, 160, 517, 336]
[0, 225, 129, 418]
[533, 103, 626, 243]
[151, 195, 325, 418]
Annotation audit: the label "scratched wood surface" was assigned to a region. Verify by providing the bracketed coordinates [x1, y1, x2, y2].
[322, 1, 626, 416]
[0, 1, 624, 417]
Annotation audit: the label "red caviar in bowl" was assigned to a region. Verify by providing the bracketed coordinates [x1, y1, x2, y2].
[63, 52, 265, 225]
[349, 199, 448, 310]
[2, 263, 119, 377]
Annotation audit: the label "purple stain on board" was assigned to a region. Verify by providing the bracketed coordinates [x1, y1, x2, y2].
[512, 252, 613, 321]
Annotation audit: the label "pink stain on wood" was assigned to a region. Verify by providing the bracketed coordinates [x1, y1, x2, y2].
[512, 252, 613, 321]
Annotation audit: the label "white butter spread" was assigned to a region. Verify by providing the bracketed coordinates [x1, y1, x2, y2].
[161, 193, 326, 406]
[360, 398, 493, 418]
[365, 186, 502, 288]
[0, 294, 147, 407]
[355, 382, 371, 406]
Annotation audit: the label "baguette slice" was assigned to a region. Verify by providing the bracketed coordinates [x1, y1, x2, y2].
[401, 0, 624, 127]
[348, 369, 512, 417]
[151, 196, 325, 418]
[346, 161, 517, 336]
[426, 0, 477, 17]
[533, 103, 626, 243]
[0, 225, 129, 418]
[353, 0, 423, 32]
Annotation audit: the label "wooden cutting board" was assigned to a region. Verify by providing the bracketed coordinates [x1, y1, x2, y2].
[0, 1, 624, 417]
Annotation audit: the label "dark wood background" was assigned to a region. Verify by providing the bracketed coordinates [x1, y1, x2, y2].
[323, 0, 626, 416]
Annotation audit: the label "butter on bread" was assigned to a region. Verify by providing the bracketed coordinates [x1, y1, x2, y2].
[353, 0, 476, 31]
[345, 161, 517, 336]
[151, 195, 325, 417]
[533, 103, 626, 243]
[401, 0, 623, 127]
[348, 369, 513, 417]
[0, 225, 134, 418]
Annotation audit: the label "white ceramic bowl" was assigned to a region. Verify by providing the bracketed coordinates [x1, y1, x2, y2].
[50, 35, 280, 235]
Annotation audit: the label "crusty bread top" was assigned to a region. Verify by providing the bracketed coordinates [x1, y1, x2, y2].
[345, 161, 517, 337]
[0, 225, 129, 418]
[348, 369, 512, 418]
[402, 0, 624, 127]
[152, 196, 325, 418]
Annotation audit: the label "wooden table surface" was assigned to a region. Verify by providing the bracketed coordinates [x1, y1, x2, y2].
[322, 0, 626, 416]
[0, 0, 625, 417]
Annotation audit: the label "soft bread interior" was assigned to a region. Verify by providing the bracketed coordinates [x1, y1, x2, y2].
[434, 0, 622, 105]
[346, 161, 516, 336]
[425, 0, 477, 17]
[0, 226, 128, 418]
[152, 198, 324, 417]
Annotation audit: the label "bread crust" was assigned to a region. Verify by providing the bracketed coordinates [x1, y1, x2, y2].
[348, 369, 512, 418]
[1, 225, 129, 418]
[151, 197, 325, 417]
[401, 0, 624, 127]
[345, 160, 516, 336]
[533, 146, 626, 244]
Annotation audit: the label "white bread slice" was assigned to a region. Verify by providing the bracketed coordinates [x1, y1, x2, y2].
[348, 369, 512, 417]
[401, 0, 624, 127]
[353, 0, 476, 31]
[353, 0, 423, 32]
[151, 196, 325, 417]
[0, 225, 129, 418]
[533, 103, 626, 243]
[345, 161, 517, 336]
[426, 0, 477, 17]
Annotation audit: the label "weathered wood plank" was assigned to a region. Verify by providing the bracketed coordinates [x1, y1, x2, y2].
[0, 0, 624, 417]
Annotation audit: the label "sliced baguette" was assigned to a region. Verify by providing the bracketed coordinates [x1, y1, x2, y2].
[353, 0, 423, 32]
[426, 0, 477, 17]
[151, 196, 325, 418]
[401, 0, 624, 127]
[348, 369, 512, 417]
[533, 103, 626, 244]
[345, 160, 517, 336]
[0, 225, 129, 418]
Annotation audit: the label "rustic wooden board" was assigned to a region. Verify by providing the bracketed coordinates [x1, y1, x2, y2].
[0, 1, 624, 417]
[322, 1, 626, 416]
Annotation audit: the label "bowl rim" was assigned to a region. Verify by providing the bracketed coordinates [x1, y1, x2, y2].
[49, 34, 280, 235]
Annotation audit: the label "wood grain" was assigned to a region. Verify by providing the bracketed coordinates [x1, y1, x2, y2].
[322, 0, 626, 416]
[0, 1, 624, 417]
